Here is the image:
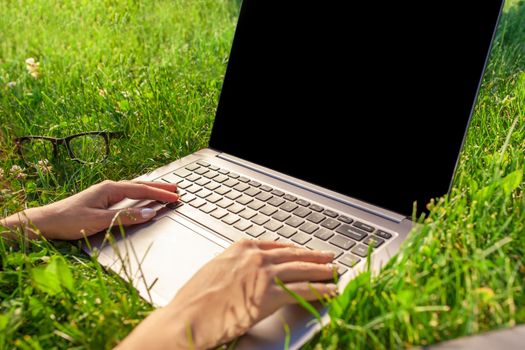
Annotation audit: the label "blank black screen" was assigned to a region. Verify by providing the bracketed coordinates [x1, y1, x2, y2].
[210, 1, 503, 216]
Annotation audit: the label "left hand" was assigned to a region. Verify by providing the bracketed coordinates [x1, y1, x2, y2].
[2, 180, 179, 240]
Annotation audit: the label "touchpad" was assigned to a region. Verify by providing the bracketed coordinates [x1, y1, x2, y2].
[97, 216, 225, 306]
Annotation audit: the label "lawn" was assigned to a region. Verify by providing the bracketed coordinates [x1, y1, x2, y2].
[0, 0, 524, 349]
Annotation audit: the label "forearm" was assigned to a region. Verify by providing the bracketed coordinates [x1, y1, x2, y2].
[1, 206, 54, 239]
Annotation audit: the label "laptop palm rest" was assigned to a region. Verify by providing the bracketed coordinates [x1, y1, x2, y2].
[92, 216, 224, 306]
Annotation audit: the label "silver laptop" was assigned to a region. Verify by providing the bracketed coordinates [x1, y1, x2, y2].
[86, 1, 504, 348]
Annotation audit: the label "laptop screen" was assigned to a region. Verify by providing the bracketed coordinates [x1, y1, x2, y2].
[210, 1, 503, 216]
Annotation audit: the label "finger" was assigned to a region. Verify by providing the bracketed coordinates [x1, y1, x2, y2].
[134, 181, 178, 192]
[266, 247, 335, 264]
[251, 239, 296, 250]
[273, 282, 339, 304]
[273, 261, 336, 283]
[107, 181, 180, 204]
[102, 207, 158, 227]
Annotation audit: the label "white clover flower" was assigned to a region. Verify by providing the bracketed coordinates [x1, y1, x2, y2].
[25, 57, 40, 79]
[7, 81, 17, 88]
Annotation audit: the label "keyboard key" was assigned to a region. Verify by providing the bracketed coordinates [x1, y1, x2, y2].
[260, 185, 273, 192]
[194, 167, 209, 175]
[324, 210, 338, 218]
[246, 225, 265, 237]
[239, 208, 258, 220]
[247, 200, 265, 210]
[283, 194, 297, 202]
[280, 202, 298, 212]
[195, 189, 212, 198]
[249, 180, 261, 187]
[314, 228, 334, 241]
[296, 199, 310, 207]
[234, 219, 252, 231]
[310, 204, 324, 212]
[214, 174, 229, 183]
[258, 231, 279, 241]
[351, 244, 369, 257]
[215, 186, 231, 195]
[299, 222, 319, 234]
[260, 205, 278, 216]
[195, 178, 211, 186]
[236, 195, 253, 205]
[329, 235, 356, 250]
[181, 193, 196, 203]
[178, 180, 193, 189]
[306, 212, 325, 224]
[272, 211, 291, 222]
[251, 214, 270, 226]
[363, 235, 385, 248]
[209, 165, 220, 171]
[267, 197, 286, 207]
[336, 225, 368, 241]
[218, 168, 229, 175]
[293, 207, 312, 218]
[291, 232, 311, 245]
[203, 171, 219, 179]
[223, 179, 239, 188]
[199, 203, 216, 214]
[234, 183, 250, 192]
[197, 160, 210, 167]
[305, 239, 343, 259]
[186, 174, 201, 182]
[185, 163, 200, 171]
[189, 198, 207, 208]
[225, 190, 242, 200]
[174, 168, 192, 178]
[256, 192, 273, 202]
[216, 198, 234, 209]
[228, 203, 245, 214]
[264, 220, 283, 232]
[338, 254, 360, 268]
[222, 214, 240, 225]
[206, 193, 222, 204]
[205, 182, 221, 191]
[353, 221, 375, 233]
[338, 215, 353, 224]
[321, 218, 341, 230]
[161, 174, 184, 184]
[376, 230, 393, 239]
[211, 208, 229, 219]
[277, 226, 296, 238]
[285, 217, 305, 228]
[271, 189, 285, 197]
[245, 187, 262, 197]
[186, 185, 202, 194]
[335, 264, 348, 276]
[238, 176, 250, 182]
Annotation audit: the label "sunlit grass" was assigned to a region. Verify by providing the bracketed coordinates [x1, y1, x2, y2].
[0, 0, 524, 348]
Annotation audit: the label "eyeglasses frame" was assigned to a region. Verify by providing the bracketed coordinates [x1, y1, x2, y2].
[14, 131, 123, 165]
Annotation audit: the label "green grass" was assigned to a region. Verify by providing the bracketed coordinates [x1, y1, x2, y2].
[0, 0, 524, 348]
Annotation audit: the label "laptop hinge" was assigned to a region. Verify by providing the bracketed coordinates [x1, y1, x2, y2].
[216, 152, 406, 224]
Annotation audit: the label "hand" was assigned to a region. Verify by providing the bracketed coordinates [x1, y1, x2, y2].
[118, 239, 338, 349]
[2, 180, 179, 240]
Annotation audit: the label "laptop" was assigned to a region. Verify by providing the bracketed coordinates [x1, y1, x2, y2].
[86, 1, 504, 348]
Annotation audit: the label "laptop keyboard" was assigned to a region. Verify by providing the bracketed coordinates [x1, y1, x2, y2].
[158, 160, 394, 276]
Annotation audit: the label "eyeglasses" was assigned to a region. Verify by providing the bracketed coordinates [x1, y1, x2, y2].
[14, 131, 123, 165]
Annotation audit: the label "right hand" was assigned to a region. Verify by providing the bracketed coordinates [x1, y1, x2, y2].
[118, 239, 338, 349]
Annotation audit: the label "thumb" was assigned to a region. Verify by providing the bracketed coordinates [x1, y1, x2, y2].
[107, 207, 157, 227]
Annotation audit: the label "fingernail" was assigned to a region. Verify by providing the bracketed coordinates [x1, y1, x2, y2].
[322, 251, 336, 258]
[141, 208, 156, 219]
[326, 263, 336, 270]
[327, 283, 339, 296]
